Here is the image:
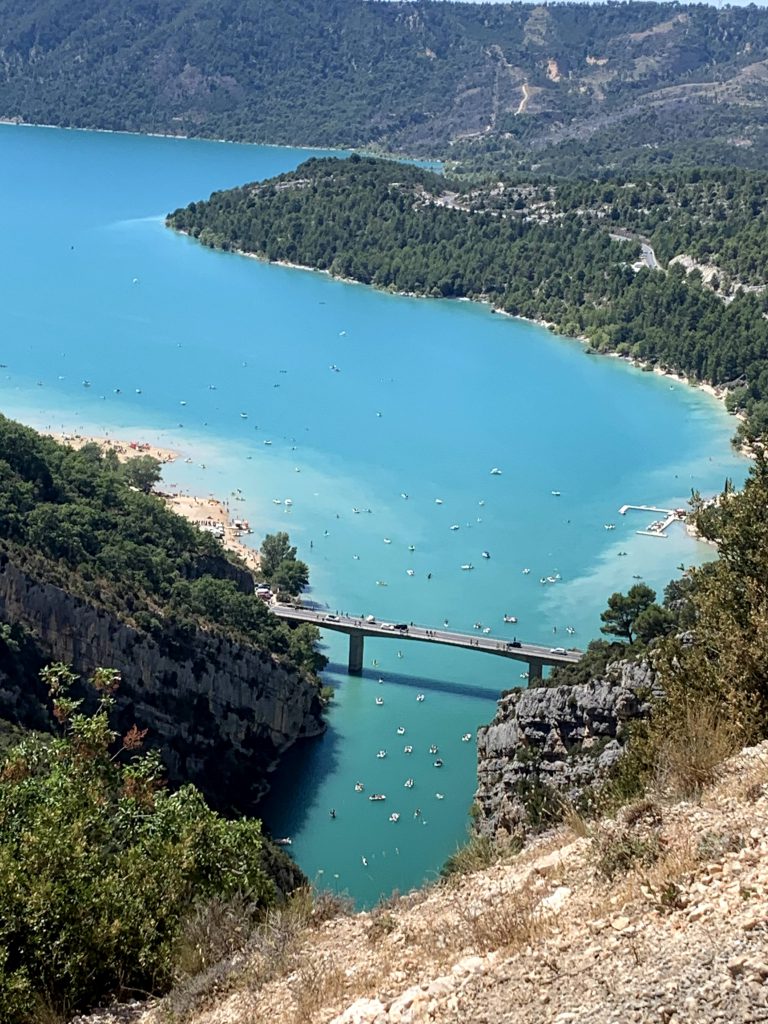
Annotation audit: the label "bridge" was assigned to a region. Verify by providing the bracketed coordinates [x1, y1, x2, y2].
[271, 604, 582, 681]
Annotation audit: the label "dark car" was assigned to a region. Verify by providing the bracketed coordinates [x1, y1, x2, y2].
[394, 623, 409, 631]
[507, 640, 522, 649]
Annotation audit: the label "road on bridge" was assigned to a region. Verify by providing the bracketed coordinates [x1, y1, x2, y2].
[271, 603, 581, 677]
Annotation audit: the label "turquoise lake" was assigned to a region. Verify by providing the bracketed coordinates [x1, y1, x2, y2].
[0, 124, 748, 906]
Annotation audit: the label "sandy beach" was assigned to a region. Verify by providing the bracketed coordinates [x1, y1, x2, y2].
[49, 431, 179, 465]
[158, 492, 261, 573]
[49, 429, 262, 573]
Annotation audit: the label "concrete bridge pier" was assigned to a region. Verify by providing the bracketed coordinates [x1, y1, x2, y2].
[348, 631, 364, 675]
[527, 658, 544, 683]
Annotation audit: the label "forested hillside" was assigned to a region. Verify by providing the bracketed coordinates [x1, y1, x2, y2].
[0, 415, 325, 706]
[2, 0, 768, 173]
[168, 156, 768, 440]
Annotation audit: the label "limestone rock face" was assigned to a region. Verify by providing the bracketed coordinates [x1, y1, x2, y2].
[474, 660, 655, 838]
[0, 553, 324, 809]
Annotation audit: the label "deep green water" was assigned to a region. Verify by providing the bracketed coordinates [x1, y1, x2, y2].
[0, 123, 747, 906]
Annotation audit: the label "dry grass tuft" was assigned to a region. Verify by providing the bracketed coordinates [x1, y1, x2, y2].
[455, 880, 546, 954]
[653, 702, 741, 798]
[287, 957, 349, 1024]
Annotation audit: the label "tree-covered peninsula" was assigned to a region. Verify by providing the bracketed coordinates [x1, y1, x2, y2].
[168, 156, 768, 442]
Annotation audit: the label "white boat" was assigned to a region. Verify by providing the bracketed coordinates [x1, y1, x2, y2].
[435, 793, 445, 800]
[369, 793, 386, 801]
[384, 538, 392, 544]
[408, 544, 415, 552]
[273, 499, 282, 505]
[404, 744, 413, 753]
[522, 568, 530, 575]
[435, 498, 443, 504]
[503, 615, 518, 623]
[481, 551, 490, 559]
[490, 468, 502, 475]
[416, 694, 425, 702]
[462, 733, 472, 742]
[375, 580, 388, 586]
[275, 837, 292, 846]
[240, 412, 248, 418]
[284, 499, 293, 506]
[551, 490, 561, 496]
[406, 569, 415, 576]
[404, 778, 414, 789]
[375, 697, 384, 706]
[400, 492, 408, 499]
[433, 758, 444, 768]
[376, 750, 387, 759]
[604, 523, 616, 530]
[362, 856, 368, 866]
[354, 782, 365, 792]
[396, 726, 405, 735]
[450, 524, 460, 531]
[429, 744, 438, 754]
[461, 564, 474, 571]
[389, 813, 400, 822]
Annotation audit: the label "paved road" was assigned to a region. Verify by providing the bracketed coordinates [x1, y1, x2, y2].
[271, 604, 582, 667]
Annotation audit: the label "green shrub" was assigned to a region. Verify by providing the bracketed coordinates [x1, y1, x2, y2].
[0, 664, 275, 1022]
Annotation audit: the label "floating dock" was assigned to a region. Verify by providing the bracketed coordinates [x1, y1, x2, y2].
[619, 504, 686, 538]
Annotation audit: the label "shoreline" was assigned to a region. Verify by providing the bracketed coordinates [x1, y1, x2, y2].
[50, 429, 262, 574]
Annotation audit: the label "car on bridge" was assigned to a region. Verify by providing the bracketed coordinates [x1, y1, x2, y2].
[550, 646, 567, 655]
[394, 623, 409, 631]
[506, 640, 522, 649]
[326, 614, 339, 621]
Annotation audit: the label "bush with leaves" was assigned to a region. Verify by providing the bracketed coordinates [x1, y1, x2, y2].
[0, 664, 276, 1022]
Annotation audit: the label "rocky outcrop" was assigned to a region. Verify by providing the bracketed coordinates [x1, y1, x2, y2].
[0, 552, 324, 810]
[474, 660, 656, 838]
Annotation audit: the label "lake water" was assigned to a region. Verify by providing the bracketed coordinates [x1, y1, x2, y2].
[0, 124, 747, 906]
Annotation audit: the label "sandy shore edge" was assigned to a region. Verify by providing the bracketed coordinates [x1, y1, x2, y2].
[50, 431, 261, 574]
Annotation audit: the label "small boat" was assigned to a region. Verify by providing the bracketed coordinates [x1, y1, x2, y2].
[490, 468, 502, 475]
[376, 750, 387, 759]
[375, 697, 384, 706]
[416, 694, 425, 702]
[481, 551, 490, 559]
[433, 759, 444, 768]
[604, 523, 616, 531]
[264, 440, 272, 445]
[460, 564, 474, 571]
[362, 856, 368, 867]
[179, 400, 187, 406]
[503, 615, 518, 623]
[551, 490, 561, 497]
[429, 744, 438, 755]
[135, 388, 142, 394]
[240, 412, 248, 419]
[284, 499, 293, 507]
[389, 813, 400, 823]
[352, 507, 360, 514]
[435, 793, 445, 800]
[400, 492, 408, 500]
[546, 576, 559, 584]
[450, 524, 460, 531]
[522, 568, 530, 575]
[396, 726, 405, 735]
[404, 745, 413, 753]
[404, 778, 414, 789]
[375, 580, 388, 587]
[354, 782, 365, 792]
[82, 380, 91, 387]
[273, 499, 283, 505]
[406, 569, 415, 576]
[275, 837, 292, 846]
[435, 498, 443, 505]
[369, 793, 386, 802]
[482, 627, 491, 634]
[462, 733, 472, 742]
[384, 538, 392, 544]
[408, 545, 415, 552]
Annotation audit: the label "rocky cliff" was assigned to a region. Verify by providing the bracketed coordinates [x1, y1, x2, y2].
[474, 660, 656, 838]
[0, 552, 325, 809]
